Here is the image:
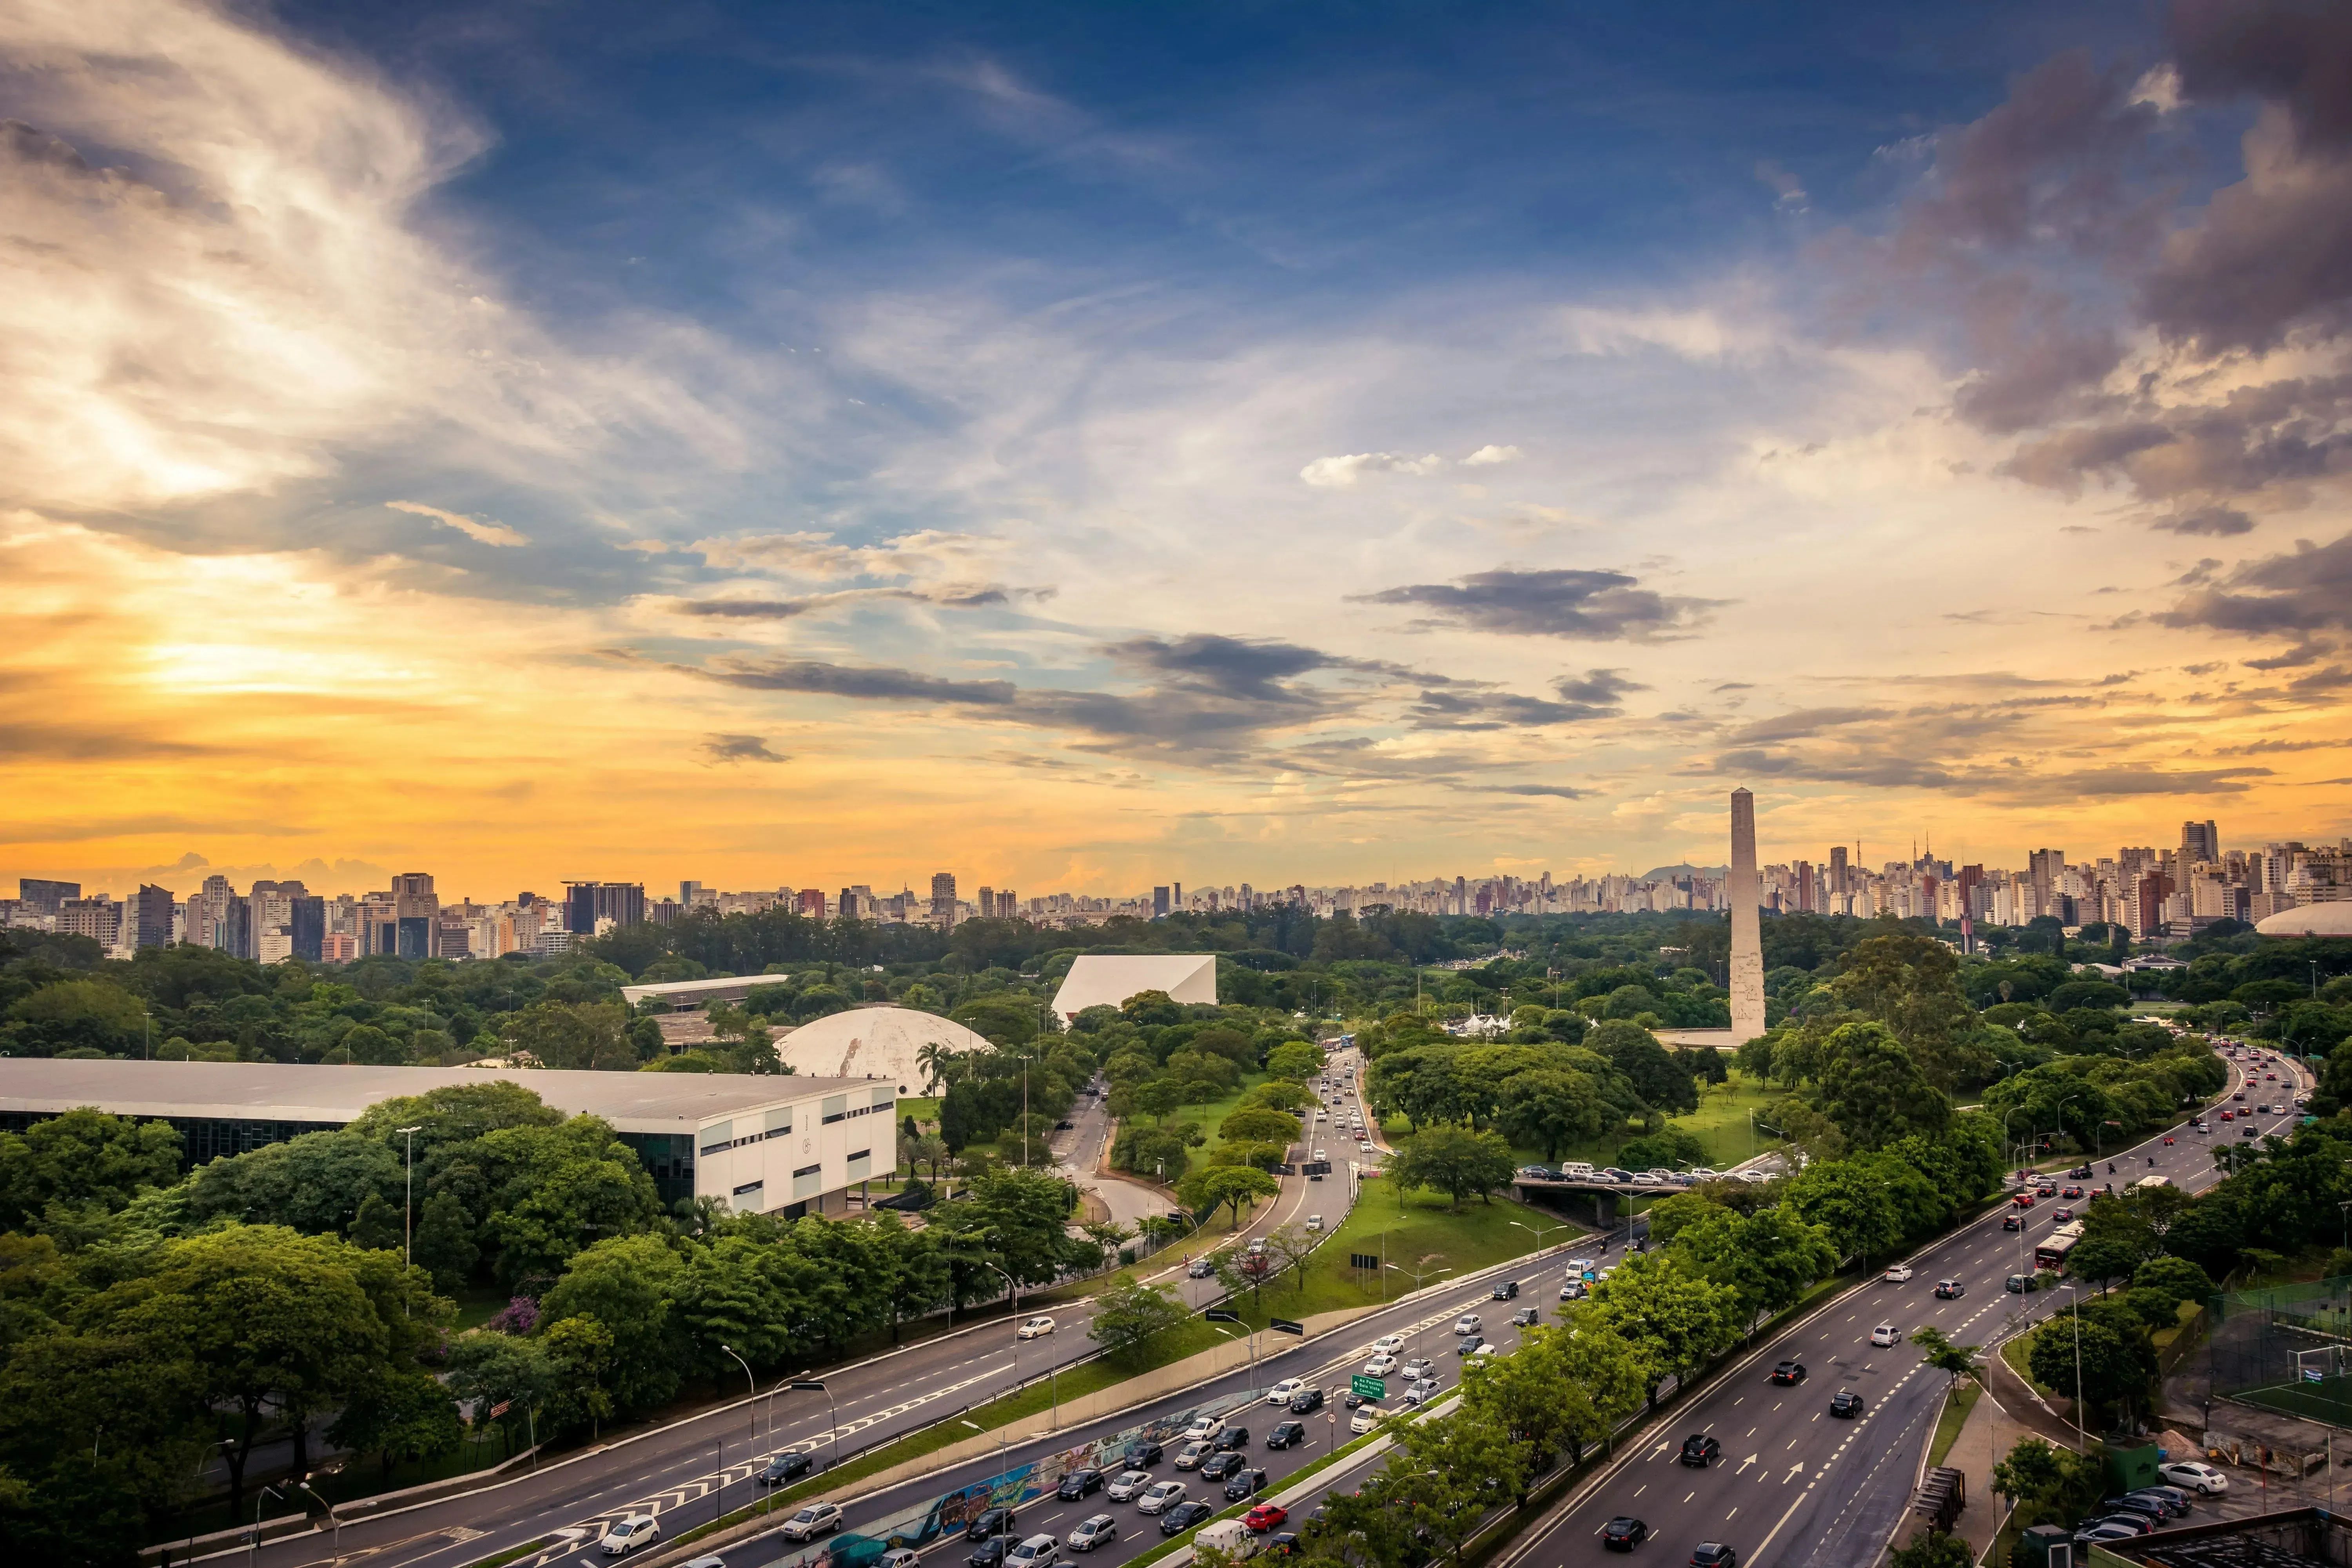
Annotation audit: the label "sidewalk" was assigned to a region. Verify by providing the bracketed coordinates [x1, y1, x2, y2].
[1944, 1383, 2043, 1561]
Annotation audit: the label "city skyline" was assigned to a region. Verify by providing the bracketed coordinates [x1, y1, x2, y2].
[3, 1, 2349, 896]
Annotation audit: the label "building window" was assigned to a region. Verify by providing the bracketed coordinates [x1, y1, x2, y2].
[699, 1119, 735, 1156]
[731, 1180, 764, 1210]
[821, 1095, 848, 1125]
[793, 1162, 823, 1200]
[846, 1149, 871, 1181]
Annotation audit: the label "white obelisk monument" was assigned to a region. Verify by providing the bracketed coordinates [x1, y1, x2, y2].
[1729, 787, 1766, 1043]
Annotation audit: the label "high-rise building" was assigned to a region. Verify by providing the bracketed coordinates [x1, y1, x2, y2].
[289, 895, 324, 961]
[2181, 820, 2220, 864]
[1152, 886, 1171, 918]
[929, 872, 957, 928]
[59, 896, 122, 946]
[565, 882, 646, 937]
[998, 889, 1017, 918]
[131, 884, 176, 949]
[1791, 859, 1814, 913]
[1827, 846, 1848, 897]
[796, 888, 827, 918]
[976, 886, 994, 922]
[18, 879, 80, 916]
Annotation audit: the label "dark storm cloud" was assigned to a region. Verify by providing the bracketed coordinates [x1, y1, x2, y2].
[1103, 634, 1334, 703]
[2152, 504, 2256, 537]
[701, 733, 788, 763]
[2155, 531, 2352, 635]
[1355, 568, 1717, 640]
[1406, 668, 1642, 731]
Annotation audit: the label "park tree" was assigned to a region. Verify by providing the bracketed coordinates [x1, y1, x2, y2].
[1219, 1105, 1303, 1147]
[1909, 1326, 1983, 1391]
[1817, 1022, 1951, 1149]
[1182, 1165, 1279, 1229]
[1584, 1019, 1699, 1115]
[0, 1107, 182, 1229]
[1991, 1436, 2107, 1530]
[1889, 1533, 1975, 1568]
[1088, 1274, 1189, 1361]
[2026, 1312, 2151, 1421]
[1591, 1250, 1742, 1406]
[1266, 1040, 1325, 1080]
[1495, 1069, 1609, 1161]
[539, 1233, 687, 1414]
[1371, 1408, 1529, 1565]
[1829, 933, 1975, 1087]
[1388, 1126, 1515, 1210]
[1263, 1221, 1319, 1292]
[1670, 1203, 1837, 1329]
[501, 1000, 639, 1071]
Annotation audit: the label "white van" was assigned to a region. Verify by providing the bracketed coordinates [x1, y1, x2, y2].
[1559, 1162, 1596, 1180]
[1195, 1520, 1263, 1561]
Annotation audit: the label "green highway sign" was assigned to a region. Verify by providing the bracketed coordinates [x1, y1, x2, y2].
[1349, 1374, 1385, 1400]
[1271, 1318, 1304, 1337]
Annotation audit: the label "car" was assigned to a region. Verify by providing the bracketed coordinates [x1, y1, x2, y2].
[1189, 1258, 1218, 1279]
[1364, 1353, 1400, 1376]
[2127, 1486, 2192, 1517]
[760, 1451, 815, 1485]
[1689, 1168, 1720, 1181]
[1289, 1387, 1325, 1414]
[1371, 1333, 1406, 1355]
[2102, 1495, 2171, 1522]
[1213, 1426, 1250, 1452]
[1599, 1167, 1635, 1183]
[1223, 1467, 1268, 1501]
[969, 1541, 1010, 1568]
[967, 1507, 1020, 1541]
[1631, 1172, 1662, 1185]
[2074, 1523, 2144, 1548]
[2011, 1192, 2035, 1209]
[1137, 1481, 1186, 1515]
[1601, 1517, 1648, 1551]
[1200, 1452, 1243, 1483]
[1770, 1360, 1806, 1384]
[1247, 1239, 1269, 1255]
[1690, 1544, 1739, 1566]
[1018, 1316, 1056, 1340]
[1870, 1324, 1899, 1347]
[1160, 1501, 1216, 1536]
[1492, 1280, 1520, 1300]
[1935, 1279, 1965, 1299]
[2160, 1461, 2230, 1495]
[1560, 1281, 1588, 1300]
[1358, 1140, 1373, 1152]
[684, 1557, 733, 1568]
[1123, 1440, 1164, 1468]
[1519, 1165, 1555, 1179]
[1403, 1357, 1435, 1379]
[1679, 1434, 1722, 1467]
[1067, 1515, 1119, 1552]
[1829, 1391, 1865, 1418]
[1351, 1404, 1385, 1434]
[1267, 1420, 1308, 1450]
[2002, 1214, 2024, 1232]
[1059, 1469, 1104, 1500]
[1513, 1306, 1540, 1327]
[1005, 1534, 1060, 1568]
[2062, 1185, 2084, 1200]
[2071, 1164, 2094, 1178]
[2243, 1125, 2260, 1139]
[1454, 1314, 1482, 1335]
[1267, 1378, 1307, 1406]
[1401, 1378, 1439, 1407]
[2053, 1207, 2075, 1223]
[1106, 1471, 1154, 1503]
[603, 1516, 662, 1556]
[877, 1552, 921, 1568]
[1457, 1335, 1486, 1356]
[2007, 1274, 2035, 1293]
[1471, 1343, 1498, 1360]
[1245, 1504, 1290, 1532]
[1183, 1415, 1224, 1441]
[1884, 1264, 1914, 1281]
[780, 1503, 842, 1542]
[2087, 1514, 2156, 1536]
[2234, 1091, 2247, 1101]
[1175, 1442, 1210, 1470]
[2220, 1109, 2235, 1122]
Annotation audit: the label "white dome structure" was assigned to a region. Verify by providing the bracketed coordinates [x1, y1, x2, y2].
[775, 1006, 993, 1093]
[2256, 903, 2352, 938]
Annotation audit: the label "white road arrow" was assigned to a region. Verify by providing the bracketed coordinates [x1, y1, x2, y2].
[1737, 1454, 1759, 1474]
[1786, 1463, 1806, 1481]
[1649, 1441, 1671, 1459]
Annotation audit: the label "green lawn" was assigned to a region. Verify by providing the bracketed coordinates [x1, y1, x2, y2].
[1470, 1069, 1787, 1171]
[1217, 1175, 1566, 1327]
[1927, 1380, 1981, 1468]
[1176, 1071, 1271, 1178]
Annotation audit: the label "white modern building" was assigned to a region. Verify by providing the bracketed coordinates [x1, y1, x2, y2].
[0, 1059, 895, 1217]
[775, 1005, 994, 1093]
[1049, 953, 1218, 1021]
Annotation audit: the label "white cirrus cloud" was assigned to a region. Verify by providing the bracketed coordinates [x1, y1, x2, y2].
[691, 528, 1014, 583]
[1298, 451, 1446, 487]
[385, 501, 531, 548]
[1462, 444, 1522, 466]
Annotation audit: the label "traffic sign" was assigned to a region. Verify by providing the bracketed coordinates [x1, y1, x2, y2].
[1271, 1318, 1304, 1337]
[1206, 1309, 1242, 1324]
[1350, 1253, 1380, 1270]
[1350, 1374, 1385, 1399]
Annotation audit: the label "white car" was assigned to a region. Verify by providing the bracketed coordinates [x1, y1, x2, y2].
[1183, 1414, 1223, 1441]
[1068, 1515, 1119, 1552]
[1266, 1377, 1307, 1405]
[2160, 1461, 2230, 1495]
[1358, 1140, 1374, 1152]
[1884, 1265, 1915, 1282]
[1453, 1314, 1481, 1336]
[1870, 1324, 1900, 1347]
[1018, 1315, 1057, 1340]
[1402, 1357, 1435, 1379]
[779, 1502, 842, 1542]
[1306, 1214, 1324, 1231]
[1364, 1353, 1400, 1376]
[1106, 1471, 1154, 1502]
[1688, 1168, 1720, 1181]
[603, 1515, 662, 1555]
[1350, 1404, 1386, 1434]
[1470, 1343, 1498, 1360]
[1138, 1481, 1187, 1515]
[1312, 1149, 1328, 1160]
[1006, 1534, 1060, 1568]
[1370, 1333, 1406, 1355]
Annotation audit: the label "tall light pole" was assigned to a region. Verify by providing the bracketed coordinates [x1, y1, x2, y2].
[721, 1345, 756, 1448]
[397, 1125, 423, 1270]
[790, 1379, 838, 1470]
[2061, 1285, 2087, 1452]
[1509, 1218, 1569, 1255]
[249, 1483, 283, 1568]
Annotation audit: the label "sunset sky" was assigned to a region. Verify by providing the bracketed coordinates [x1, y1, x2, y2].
[4, 0, 2349, 902]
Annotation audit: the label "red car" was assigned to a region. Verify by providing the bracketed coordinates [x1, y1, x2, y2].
[1244, 1505, 1289, 1533]
[2011, 1192, 2036, 1208]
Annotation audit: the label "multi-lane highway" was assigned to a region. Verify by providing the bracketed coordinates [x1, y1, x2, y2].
[238, 1051, 1374, 1568]
[1493, 1044, 2300, 1568]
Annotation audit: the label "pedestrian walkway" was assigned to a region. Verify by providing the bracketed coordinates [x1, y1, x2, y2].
[1943, 1382, 2042, 1561]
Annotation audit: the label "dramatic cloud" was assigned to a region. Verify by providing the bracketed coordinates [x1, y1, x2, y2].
[1462, 444, 1522, 466]
[2155, 530, 2352, 635]
[1358, 568, 1717, 640]
[1299, 451, 1444, 487]
[701, 733, 788, 764]
[386, 501, 532, 548]
[1406, 668, 1640, 731]
[698, 657, 1018, 704]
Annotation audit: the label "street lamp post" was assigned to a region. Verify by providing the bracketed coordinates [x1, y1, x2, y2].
[249, 1484, 283, 1568]
[2061, 1286, 2087, 1451]
[293, 1479, 338, 1559]
[397, 1125, 423, 1272]
[790, 1379, 839, 1469]
[1509, 1218, 1569, 1255]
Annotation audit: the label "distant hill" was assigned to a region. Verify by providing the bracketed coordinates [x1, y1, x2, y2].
[1638, 863, 1728, 882]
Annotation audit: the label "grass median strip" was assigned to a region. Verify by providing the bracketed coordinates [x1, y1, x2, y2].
[1927, 1381, 1981, 1469]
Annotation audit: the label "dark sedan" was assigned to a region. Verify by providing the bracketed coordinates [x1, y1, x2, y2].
[1456, 1335, 1485, 1356]
[1200, 1452, 1243, 1483]
[1679, 1434, 1721, 1467]
[1267, 1421, 1308, 1451]
[1057, 1468, 1103, 1501]
[1830, 1391, 1865, 1418]
[1213, 1426, 1250, 1452]
[965, 1508, 1017, 1543]
[967, 1541, 1008, 1568]
[1160, 1501, 1216, 1536]
[1602, 1517, 1648, 1551]
[1223, 1468, 1269, 1502]
[1122, 1440, 1163, 1468]
[759, 1452, 813, 1486]
[1770, 1361, 1806, 1384]
[1288, 1388, 1325, 1415]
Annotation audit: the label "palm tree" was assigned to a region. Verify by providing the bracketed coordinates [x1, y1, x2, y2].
[917, 1040, 959, 1094]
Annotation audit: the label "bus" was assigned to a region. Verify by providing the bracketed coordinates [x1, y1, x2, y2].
[2035, 1220, 2085, 1272]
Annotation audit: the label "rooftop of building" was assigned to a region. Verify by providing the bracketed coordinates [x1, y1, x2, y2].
[0, 1058, 882, 1134]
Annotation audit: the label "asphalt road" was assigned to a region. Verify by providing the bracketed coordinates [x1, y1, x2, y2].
[236, 1054, 1374, 1568]
[1492, 1045, 2303, 1568]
